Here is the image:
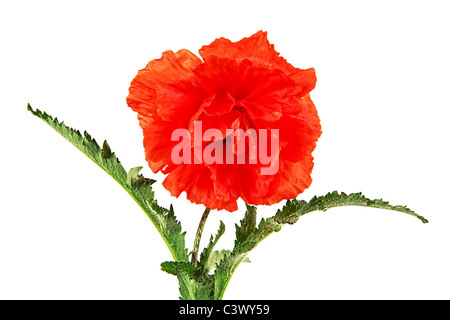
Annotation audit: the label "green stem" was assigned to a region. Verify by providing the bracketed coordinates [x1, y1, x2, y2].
[191, 207, 211, 265]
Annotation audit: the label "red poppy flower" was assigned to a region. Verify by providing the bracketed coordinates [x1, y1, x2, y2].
[127, 31, 321, 211]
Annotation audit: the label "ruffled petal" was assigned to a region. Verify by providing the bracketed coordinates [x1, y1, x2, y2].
[277, 95, 322, 163]
[263, 155, 315, 205]
[199, 30, 295, 73]
[127, 49, 204, 119]
[193, 56, 298, 123]
[163, 164, 238, 211]
[155, 81, 204, 121]
[196, 109, 242, 141]
[199, 31, 317, 98]
[200, 89, 236, 116]
[208, 162, 273, 208]
[127, 31, 321, 212]
[289, 68, 317, 96]
[140, 49, 202, 86]
[139, 112, 188, 173]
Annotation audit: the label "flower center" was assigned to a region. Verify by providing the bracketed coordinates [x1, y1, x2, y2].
[201, 90, 236, 116]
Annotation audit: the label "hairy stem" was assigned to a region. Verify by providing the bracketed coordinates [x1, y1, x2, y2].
[191, 207, 211, 265]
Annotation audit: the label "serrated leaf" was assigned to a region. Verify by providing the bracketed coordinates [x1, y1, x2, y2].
[29, 106, 128, 187]
[274, 199, 306, 224]
[161, 261, 196, 276]
[297, 191, 428, 223]
[214, 205, 259, 300]
[235, 204, 257, 244]
[177, 271, 214, 300]
[28, 105, 188, 262]
[197, 221, 226, 275]
[214, 190, 427, 299]
[213, 250, 249, 300]
[127, 166, 143, 185]
[200, 249, 230, 275]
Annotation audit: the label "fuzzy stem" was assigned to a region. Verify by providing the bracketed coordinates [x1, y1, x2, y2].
[191, 207, 211, 265]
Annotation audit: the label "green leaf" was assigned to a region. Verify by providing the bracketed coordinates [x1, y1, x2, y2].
[29, 104, 428, 300]
[200, 249, 230, 276]
[213, 205, 258, 300]
[28, 105, 189, 262]
[213, 190, 427, 299]
[214, 250, 249, 300]
[161, 261, 196, 276]
[273, 198, 306, 225]
[127, 166, 154, 186]
[295, 191, 429, 223]
[235, 204, 257, 244]
[197, 221, 226, 275]
[177, 271, 214, 300]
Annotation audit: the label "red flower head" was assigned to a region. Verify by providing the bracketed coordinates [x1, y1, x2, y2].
[127, 31, 321, 211]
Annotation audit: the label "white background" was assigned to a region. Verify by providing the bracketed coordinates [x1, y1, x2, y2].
[1, 0, 449, 300]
